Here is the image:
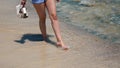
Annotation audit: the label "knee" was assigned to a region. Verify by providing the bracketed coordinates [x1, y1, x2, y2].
[39, 16, 46, 21]
[50, 13, 58, 20]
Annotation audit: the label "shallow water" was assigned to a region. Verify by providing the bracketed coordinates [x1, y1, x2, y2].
[57, 0, 120, 43]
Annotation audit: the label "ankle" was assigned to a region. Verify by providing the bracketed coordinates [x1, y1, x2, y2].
[57, 41, 64, 46]
[43, 36, 47, 41]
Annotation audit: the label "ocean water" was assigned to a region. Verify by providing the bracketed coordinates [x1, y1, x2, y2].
[56, 0, 120, 43]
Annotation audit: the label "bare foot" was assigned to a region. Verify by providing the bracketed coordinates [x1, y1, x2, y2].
[57, 42, 69, 50]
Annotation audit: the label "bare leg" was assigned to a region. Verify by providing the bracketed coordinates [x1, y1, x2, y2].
[45, 0, 68, 50]
[33, 3, 47, 40]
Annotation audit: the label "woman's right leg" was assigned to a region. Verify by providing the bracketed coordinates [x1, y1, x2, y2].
[45, 0, 68, 50]
[33, 3, 47, 40]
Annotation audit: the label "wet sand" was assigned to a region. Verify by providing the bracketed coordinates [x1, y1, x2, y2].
[0, 0, 120, 68]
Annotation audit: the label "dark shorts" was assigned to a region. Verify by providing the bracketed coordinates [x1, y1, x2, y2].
[32, 0, 46, 4]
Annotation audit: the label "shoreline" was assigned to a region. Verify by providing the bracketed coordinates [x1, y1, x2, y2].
[57, 0, 120, 44]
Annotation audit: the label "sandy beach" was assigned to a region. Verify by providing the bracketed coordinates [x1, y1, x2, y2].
[0, 0, 120, 68]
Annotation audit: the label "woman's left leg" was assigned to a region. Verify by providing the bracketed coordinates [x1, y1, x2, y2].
[33, 3, 47, 40]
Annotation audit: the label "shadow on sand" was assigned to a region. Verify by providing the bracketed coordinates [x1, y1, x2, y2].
[15, 33, 56, 46]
